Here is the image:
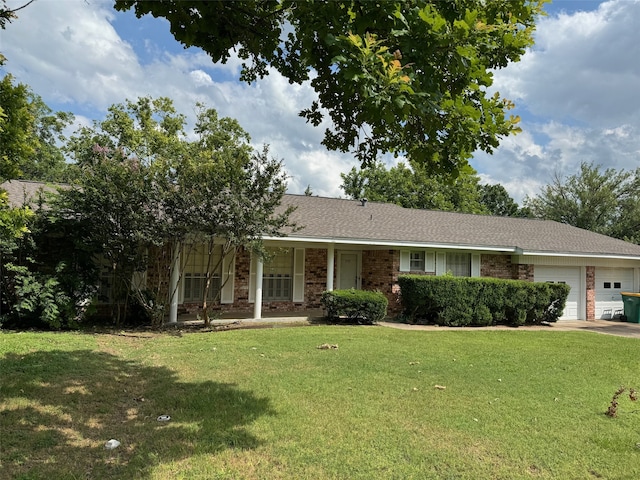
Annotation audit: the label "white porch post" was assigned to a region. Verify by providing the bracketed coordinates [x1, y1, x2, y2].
[168, 241, 180, 324]
[253, 256, 264, 319]
[326, 243, 335, 291]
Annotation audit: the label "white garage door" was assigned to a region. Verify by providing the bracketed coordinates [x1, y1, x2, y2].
[534, 266, 581, 320]
[595, 268, 634, 319]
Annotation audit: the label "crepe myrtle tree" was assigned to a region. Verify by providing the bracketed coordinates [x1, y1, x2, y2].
[160, 105, 296, 325]
[62, 97, 295, 325]
[116, 0, 545, 177]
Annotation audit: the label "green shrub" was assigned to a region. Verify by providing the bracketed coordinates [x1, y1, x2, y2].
[398, 275, 570, 327]
[321, 289, 388, 324]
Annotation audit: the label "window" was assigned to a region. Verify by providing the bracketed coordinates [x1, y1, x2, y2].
[446, 252, 471, 277]
[182, 244, 221, 303]
[603, 282, 611, 289]
[97, 264, 113, 304]
[264, 249, 293, 301]
[410, 251, 425, 271]
[614, 282, 622, 289]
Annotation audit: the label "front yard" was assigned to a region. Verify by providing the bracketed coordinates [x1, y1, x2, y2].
[1, 326, 639, 479]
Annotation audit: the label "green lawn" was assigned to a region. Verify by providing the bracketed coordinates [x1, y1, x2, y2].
[1, 326, 639, 479]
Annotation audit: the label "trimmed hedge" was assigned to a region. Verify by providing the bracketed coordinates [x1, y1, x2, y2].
[321, 289, 388, 324]
[398, 275, 570, 327]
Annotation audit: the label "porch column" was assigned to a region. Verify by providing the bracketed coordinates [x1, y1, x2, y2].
[253, 256, 264, 319]
[326, 243, 335, 291]
[168, 241, 181, 324]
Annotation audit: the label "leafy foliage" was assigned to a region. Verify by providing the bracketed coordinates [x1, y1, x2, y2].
[341, 161, 487, 213]
[525, 162, 640, 243]
[478, 183, 529, 217]
[56, 96, 294, 326]
[116, 0, 545, 174]
[321, 289, 388, 324]
[0, 74, 73, 182]
[398, 275, 569, 326]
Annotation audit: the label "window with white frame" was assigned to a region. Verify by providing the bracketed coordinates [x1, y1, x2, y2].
[410, 251, 426, 271]
[264, 248, 293, 301]
[182, 244, 222, 303]
[446, 252, 471, 277]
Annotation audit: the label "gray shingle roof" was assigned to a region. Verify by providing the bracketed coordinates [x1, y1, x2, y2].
[1, 180, 65, 208]
[277, 195, 640, 259]
[5, 181, 639, 259]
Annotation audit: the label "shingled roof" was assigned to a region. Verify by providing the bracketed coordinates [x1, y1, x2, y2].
[5, 180, 639, 260]
[275, 195, 640, 260]
[1, 180, 66, 208]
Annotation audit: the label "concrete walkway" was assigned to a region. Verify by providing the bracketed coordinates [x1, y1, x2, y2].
[178, 312, 640, 338]
[378, 319, 640, 339]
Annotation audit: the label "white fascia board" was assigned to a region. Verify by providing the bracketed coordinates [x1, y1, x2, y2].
[520, 250, 640, 261]
[262, 235, 517, 253]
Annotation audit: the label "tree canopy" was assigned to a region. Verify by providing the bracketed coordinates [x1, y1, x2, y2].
[524, 162, 640, 244]
[115, 0, 545, 175]
[57, 97, 294, 325]
[478, 183, 528, 217]
[340, 161, 487, 214]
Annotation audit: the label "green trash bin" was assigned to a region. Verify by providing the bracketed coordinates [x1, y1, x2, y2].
[621, 292, 640, 323]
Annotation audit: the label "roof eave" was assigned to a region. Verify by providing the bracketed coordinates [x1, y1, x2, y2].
[263, 235, 518, 252]
[519, 250, 640, 261]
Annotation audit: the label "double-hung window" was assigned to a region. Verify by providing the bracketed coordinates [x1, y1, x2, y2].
[264, 249, 293, 301]
[410, 251, 426, 271]
[182, 244, 222, 303]
[446, 252, 471, 277]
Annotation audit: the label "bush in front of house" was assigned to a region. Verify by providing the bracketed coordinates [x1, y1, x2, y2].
[397, 275, 570, 327]
[321, 289, 388, 324]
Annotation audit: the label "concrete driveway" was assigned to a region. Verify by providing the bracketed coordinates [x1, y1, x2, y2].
[378, 319, 640, 339]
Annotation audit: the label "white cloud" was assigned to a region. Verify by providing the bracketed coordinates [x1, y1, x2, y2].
[475, 0, 640, 204]
[3, 0, 639, 206]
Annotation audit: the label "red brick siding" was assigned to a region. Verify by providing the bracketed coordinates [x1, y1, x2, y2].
[361, 250, 401, 314]
[480, 254, 534, 281]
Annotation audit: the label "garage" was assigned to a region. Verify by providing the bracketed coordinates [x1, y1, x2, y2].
[595, 267, 634, 319]
[534, 266, 581, 320]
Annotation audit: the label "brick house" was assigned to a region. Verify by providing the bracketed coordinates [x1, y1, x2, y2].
[170, 194, 640, 322]
[5, 180, 640, 322]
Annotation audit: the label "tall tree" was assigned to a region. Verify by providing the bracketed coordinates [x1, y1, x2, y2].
[478, 183, 526, 217]
[116, 0, 544, 175]
[524, 162, 640, 243]
[160, 106, 295, 325]
[60, 97, 294, 325]
[341, 161, 487, 213]
[0, 74, 73, 182]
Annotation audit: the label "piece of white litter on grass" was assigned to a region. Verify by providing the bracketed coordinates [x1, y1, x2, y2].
[105, 439, 120, 450]
[157, 415, 171, 422]
[434, 385, 446, 390]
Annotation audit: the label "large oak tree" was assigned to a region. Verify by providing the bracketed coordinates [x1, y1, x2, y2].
[115, 0, 545, 175]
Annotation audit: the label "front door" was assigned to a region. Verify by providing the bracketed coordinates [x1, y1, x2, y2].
[338, 252, 361, 290]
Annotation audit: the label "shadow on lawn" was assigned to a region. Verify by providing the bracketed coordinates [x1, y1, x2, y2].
[0, 348, 274, 479]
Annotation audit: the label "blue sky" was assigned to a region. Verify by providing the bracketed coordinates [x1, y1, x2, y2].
[2, 0, 639, 203]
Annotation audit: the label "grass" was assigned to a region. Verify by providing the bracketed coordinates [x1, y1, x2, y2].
[1, 326, 640, 479]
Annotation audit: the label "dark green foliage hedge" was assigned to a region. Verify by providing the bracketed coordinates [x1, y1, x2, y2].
[398, 275, 570, 327]
[321, 289, 388, 324]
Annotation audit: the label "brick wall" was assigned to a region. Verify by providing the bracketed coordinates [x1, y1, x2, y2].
[361, 249, 401, 314]
[304, 248, 328, 308]
[480, 254, 534, 281]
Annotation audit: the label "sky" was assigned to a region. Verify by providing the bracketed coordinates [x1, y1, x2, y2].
[1, 0, 639, 204]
